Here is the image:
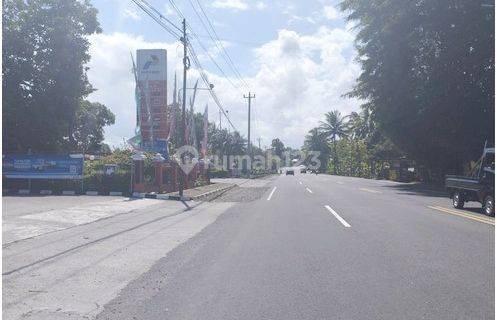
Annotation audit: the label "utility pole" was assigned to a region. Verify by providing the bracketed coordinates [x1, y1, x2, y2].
[219, 109, 222, 130]
[243, 92, 255, 171]
[179, 18, 189, 198]
[257, 138, 262, 150]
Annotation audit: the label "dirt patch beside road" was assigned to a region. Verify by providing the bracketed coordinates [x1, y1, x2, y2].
[212, 186, 270, 202]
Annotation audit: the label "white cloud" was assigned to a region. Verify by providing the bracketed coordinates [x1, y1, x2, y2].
[255, 1, 267, 10]
[211, 0, 248, 11]
[86, 33, 182, 147]
[122, 8, 141, 21]
[163, 5, 175, 17]
[248, 27, 361, 147]
[86, 25, 360, 149]
[323, 5, 340, 20]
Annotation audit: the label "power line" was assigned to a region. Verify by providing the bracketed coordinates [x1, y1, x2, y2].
[186, 39, 238, 131]
[167, 0, 185, 19]
[131, 0, 181, 39]
[189, 0, 250, 89]
[166, 0, 247, 92]
[194, 0, 250, 89]
[187, 43, 237, 132]
[140, 0, 182, 33]
[134, 0, 239, 132]
[194, 34, 264, 47]
[188, 31, 242, 90]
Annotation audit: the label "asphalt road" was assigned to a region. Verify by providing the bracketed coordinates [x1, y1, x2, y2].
[95, 172, 494, 320]
[3, 195, 235, 319]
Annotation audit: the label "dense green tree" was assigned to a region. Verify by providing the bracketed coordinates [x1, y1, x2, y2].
[71, 101, 115, 154]
[347, 107, 401, 176]
[319, 110, 349, 174]
[207, 126, 247, 169]
[341, 0, 494, 175]
[271, 138, 285, 159]
[3, 0, 102, 153]
[303, 109, 403, 178]
[209, 128, 230, 160]
[229, 131, 247, 155]
[304, 127, 331, 172]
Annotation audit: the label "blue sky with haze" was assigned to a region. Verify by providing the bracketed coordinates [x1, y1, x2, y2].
[88, 0, 360, 149]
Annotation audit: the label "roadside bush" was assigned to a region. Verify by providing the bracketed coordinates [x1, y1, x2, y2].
[208, 170, 229, 178]
[83, 171, 131, 194]
[83, 149, 155, 194]
[194, 176, 209, 187]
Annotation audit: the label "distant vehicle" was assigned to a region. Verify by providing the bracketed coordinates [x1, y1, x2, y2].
[445, 146, 495, 216]
[300, 168, 307, 173]
[286, 169, 294, 175]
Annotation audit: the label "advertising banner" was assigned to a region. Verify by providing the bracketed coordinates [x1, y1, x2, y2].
[3, 154, 84, 179]
[136, 49, 168, 144]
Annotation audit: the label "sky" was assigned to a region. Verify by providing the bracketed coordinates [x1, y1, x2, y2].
[87, 0, 361, 149]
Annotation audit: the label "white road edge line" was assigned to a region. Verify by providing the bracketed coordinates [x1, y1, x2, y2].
[324, 205, 351, 228]
[306, 187, 313, 194]
[267, 187, 277, 201]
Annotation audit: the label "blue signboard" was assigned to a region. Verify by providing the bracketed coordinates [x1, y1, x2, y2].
[3, 154, 84, 179]
[141, 139, 169, 160]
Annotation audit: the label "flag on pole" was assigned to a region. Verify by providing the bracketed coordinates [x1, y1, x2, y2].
[166, 72, 177, 141]
[185, 79, 199, 145]
[201, 104, 208, 157]
[128, 52, 142, 149]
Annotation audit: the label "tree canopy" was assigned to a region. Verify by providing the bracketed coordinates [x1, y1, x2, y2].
[341, 0, 494, 174]
[3, 0, 110, 153]
[72, 101, 115, 154]
[271, 138, 285, 159]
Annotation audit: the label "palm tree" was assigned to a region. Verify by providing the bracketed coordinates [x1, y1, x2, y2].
[304, 127, 330, 172]
[353, 106, 379, 177]
[319, 110, 349, 174]
[349, 107, 375, 141]
[347, 111, 368, 176]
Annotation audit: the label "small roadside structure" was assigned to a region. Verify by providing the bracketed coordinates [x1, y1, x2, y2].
[3, 154, 84, 194]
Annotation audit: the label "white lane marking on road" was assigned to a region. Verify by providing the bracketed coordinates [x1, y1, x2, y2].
[267, 187, 277, 201]
[306, 187, 313, 194]
[359, 187, 381, 194]
[299, 181, 303, 185]
[324, 205, 351, 228]
[336, 181, 344, 185]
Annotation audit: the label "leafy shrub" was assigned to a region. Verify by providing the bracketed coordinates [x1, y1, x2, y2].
[194, 176, 209, 187]
[208, 170, 229, 178]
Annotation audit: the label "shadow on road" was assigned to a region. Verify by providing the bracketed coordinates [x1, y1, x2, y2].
[458, 206, 487, 214]
[382, 183, 448, 198]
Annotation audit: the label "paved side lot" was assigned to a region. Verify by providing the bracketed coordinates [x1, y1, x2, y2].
[3, 196, 165, 244]
[3, 195, 235, 320]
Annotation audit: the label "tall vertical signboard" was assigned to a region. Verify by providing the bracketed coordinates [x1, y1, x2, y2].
[136, 49, 169, 157]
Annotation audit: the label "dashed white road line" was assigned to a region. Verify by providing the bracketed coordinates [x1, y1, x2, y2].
[267, 187, 277, 201]
[305, 187, 313, 194]
[324, 205, 351, 228]
[299, 181, 303, 185]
